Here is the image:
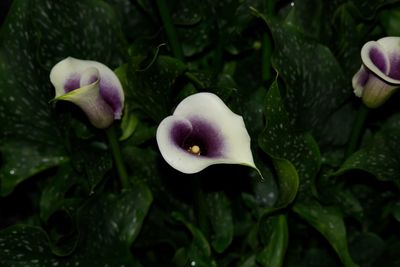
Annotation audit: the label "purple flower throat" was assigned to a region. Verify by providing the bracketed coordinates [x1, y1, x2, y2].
[171, 118, 224, 158]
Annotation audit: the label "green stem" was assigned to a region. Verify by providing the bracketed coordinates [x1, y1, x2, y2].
[265, 0, 274, 14]
[193, 176, 209, 235]
[215, 39, 224, 73]
[345, 104, 369, 158]
[156, 0, 184, 61]
[262, 0, 275, 82]
[185, 72, 205, 89]
[106, 125, 129, 189]
[262, 33, 273, 82]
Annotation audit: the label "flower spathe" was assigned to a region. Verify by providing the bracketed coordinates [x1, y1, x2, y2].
[50, 57, 124, 128]
[352, 37, 400, 108]
[156, 92, 258, 174]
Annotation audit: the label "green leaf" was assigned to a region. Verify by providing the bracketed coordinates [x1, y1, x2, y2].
[0, 0, 67, 196]
[332, 3, 365, 78]
[32, 0, 127, 68]
[252, 168, 279, 209]
[333, 189, 364, 222]
[349, 232, 384, 267]
[119, 112, 139, 141]
[126, 55, 187, 122]
[122, 146, 159, 184]
[259, 81, 320, 199]
[70, 139, 112, 192]
[104, 0, 155, 42]
[39, 164, 81, 222]
[391, 201, 400, 222]
[272, 159, 299, 207]
[293, 199, 358, 267]
[0, 185, 152, 266]
[233, 86, 267, 138]
[283, 0, 331, 42]
[379, 7, 400, 36]
[172, 212, 217, 267]
[373, 239, 400, 267]
[79, 184, 153, 246]
[351, 0, 400, 18]
[286, 247, 338, 267]
[0, 141, 67, 196]
[204, 192, 234, 253]
[336, 114, 400, 187]
[172, 0, 253, 58]
[256, 215, 288, 267]
[173, 1, 216, 57]
[254, 10, 349, 131]
[239, 255, 258, 267]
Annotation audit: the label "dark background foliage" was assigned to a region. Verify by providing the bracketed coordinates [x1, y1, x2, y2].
[1, 0, 400, 266]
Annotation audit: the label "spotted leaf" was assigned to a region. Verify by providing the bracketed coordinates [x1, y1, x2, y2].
[0, 186, 152, 266]
[259, 81, 320, 198]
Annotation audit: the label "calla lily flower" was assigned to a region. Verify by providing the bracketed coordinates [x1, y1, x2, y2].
[156, 92, 258, 174]
[50, 57, 124, 128]
[352, 37, 400, 108]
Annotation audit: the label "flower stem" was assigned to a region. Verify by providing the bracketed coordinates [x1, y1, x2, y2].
[344, 103, 369, 158]
[106, 125, 129, 189]
[193, 176, 209, 235]
[262, 33, 273, 82]
[184, 72, 205, 89]
[261, 0, 275, 82]
[156, 0, 184, 61]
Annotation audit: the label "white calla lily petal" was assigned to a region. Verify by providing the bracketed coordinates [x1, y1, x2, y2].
[352, 65, 369, 97]
[50, 57, 124, 128]
[377, 37, 400, 81]
[353, 37, 400, 108]
[361, 41, 390, 81]
[54, 81, 114, 129]
[156, 92, 257, 174]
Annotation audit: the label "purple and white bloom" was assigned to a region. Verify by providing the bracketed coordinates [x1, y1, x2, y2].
[156, 92, 258, 174]
[352, 37, 400, 108]
[50, 57, 124, 128]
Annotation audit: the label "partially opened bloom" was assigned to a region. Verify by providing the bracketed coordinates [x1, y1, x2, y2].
[50, 57, 124, 128]
[352, 37, 400, 108]
[156, 92, 257, 174]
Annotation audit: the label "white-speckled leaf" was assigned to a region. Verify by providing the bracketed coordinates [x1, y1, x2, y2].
[333, 4, 363, 78]
[336, 114, 400, 186]
[255, 11, 349, 131]
[39, 164, 82, 222]
[293, 200, 358, 267]
[0, 186, 152, 266]
[204, 192, 233, 253]
[70, 140, 113, 192]
[0, 225, 54, 267]
[259, 81, 320, 195]
[172, 212, 216, 267]
[32, 0, 127, 68]
[284, 0, 331, 42]
[171, 0, 246, 57]
[0, 0, 68, 195]
[173, 0, 215, 57]
[0, 141, 67, 196]
[256, 215, 288, 267]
